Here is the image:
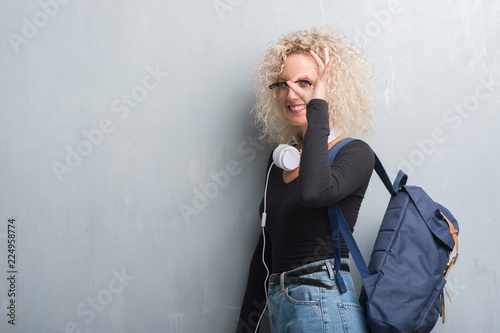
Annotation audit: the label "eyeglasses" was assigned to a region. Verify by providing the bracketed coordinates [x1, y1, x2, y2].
[269, 80, 313, 93]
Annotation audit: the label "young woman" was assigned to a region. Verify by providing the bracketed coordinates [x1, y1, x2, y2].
[237, 26, 376, 333]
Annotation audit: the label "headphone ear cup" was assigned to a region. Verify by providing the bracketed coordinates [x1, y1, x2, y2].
[273, 144, 300, 171]
[272, 144, 288, 168]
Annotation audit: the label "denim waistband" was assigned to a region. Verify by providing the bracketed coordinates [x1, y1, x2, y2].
[277, 258, 350, 275]
[269, 258, 351, 291]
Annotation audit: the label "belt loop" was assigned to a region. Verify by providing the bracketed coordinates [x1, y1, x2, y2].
[280, 272, 285, 292]
[326, 260, 335, 279]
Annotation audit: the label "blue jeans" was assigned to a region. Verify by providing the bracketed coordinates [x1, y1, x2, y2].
[267, 258, 368, 333]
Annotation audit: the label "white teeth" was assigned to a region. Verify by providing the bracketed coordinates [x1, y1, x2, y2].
[289, 105, 305, 111]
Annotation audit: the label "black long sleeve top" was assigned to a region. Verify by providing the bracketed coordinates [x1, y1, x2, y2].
[236, 99, 374, 332]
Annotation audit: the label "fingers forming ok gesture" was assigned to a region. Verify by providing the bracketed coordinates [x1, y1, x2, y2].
[286, 48, 334, 105]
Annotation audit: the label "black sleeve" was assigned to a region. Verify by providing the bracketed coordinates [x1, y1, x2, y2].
[298, 99, 375, 207]
[236, 231, 271, 333]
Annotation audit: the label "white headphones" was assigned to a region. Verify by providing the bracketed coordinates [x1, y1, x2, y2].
[272, 129, 340, 171]
[272, 144, 301, 171]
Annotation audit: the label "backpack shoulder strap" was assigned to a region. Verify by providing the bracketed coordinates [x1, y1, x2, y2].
[327, 138, 371, 293]
[328, 138, 359, 163]
[327, 139, 409, 291]
[329, 138, 407, 197]
[374, 154, 407, 195]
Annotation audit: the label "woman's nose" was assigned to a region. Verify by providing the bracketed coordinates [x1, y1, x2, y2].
[286, 87, 300, 100]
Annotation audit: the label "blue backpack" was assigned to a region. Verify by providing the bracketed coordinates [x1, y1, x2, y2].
[328, 139, 459, 333]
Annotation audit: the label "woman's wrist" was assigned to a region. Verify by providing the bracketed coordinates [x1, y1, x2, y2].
[305, 99, 330, 135]
[306, 99, 329, 117]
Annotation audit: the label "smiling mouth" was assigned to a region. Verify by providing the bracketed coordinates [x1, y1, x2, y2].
[288, 105, 306, 113]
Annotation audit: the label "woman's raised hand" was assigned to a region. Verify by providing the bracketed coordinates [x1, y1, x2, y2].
[287, 48, 333, 105]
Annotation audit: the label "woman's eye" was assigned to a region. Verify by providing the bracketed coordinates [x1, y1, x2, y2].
[278, 82, 288, 89]
[296, 80, 312, 88]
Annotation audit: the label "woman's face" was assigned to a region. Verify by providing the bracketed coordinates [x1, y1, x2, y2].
[278, 53, 319, 132]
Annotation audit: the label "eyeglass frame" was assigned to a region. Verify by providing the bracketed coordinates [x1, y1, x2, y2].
[268, 80, 313, 91]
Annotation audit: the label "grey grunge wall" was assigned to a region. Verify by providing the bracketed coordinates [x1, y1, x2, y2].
[1, 0, 499, 332]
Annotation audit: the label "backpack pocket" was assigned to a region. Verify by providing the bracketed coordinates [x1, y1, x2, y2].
[413, 276, 446, 332]
[360, 271, 381, 300]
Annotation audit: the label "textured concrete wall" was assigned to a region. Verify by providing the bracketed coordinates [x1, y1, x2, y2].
[0, 0, 499, 332]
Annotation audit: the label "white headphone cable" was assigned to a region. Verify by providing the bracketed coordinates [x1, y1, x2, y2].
[254, 162, 273, 332]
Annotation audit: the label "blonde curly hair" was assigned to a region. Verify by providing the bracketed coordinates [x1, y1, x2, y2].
[251, 26, 375, 144]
